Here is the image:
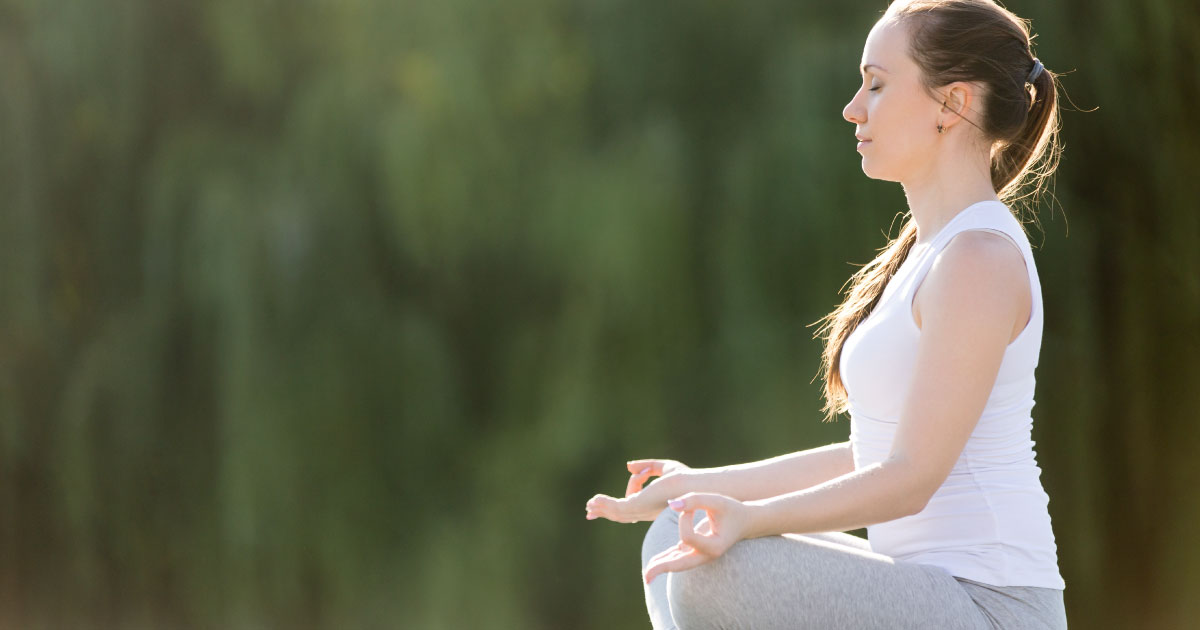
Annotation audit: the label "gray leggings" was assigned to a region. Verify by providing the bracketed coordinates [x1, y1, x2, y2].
[641, 507, 1067, 629]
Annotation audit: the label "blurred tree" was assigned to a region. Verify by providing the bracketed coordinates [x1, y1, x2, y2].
[0, 0, 1195, 628]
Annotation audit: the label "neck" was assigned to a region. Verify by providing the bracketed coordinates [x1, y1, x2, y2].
[902, 140, 1000, 246]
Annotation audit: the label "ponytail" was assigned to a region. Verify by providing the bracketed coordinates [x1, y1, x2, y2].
[994, 63, 1062, 208]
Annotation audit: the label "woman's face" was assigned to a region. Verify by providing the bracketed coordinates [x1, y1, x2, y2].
[842, 19, 942, 183]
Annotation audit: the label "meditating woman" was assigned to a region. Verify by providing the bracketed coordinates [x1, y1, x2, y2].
[584, 0, 1068, 628]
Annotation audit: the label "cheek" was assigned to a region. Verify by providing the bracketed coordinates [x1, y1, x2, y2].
[860, 98, 924, 179]
[870, 97, 905, 134]
[871, 97, 925, 153]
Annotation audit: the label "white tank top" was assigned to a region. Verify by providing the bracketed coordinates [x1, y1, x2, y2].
[840, 200, 1066, 589]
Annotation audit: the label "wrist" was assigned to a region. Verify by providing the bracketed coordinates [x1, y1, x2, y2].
[741, 498, 777, 540]
[663, 469, 698, 496]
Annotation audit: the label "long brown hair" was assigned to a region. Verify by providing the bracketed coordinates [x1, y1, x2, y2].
[813, 0, 1063, 422]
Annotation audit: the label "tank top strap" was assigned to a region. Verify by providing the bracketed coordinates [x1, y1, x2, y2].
[902, 201, 1041, 345]
[925, 200, 1029, 257]
[900, 201, 1041, 341]
[868, 201, 1037, 325]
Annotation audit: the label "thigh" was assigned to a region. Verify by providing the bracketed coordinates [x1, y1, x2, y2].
[645, 507, 993, 630]
[956, 578, 1068, 630]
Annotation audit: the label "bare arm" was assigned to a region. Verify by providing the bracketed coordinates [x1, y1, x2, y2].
[675, 441, 856, 502]
[586, 443, 854, 524]
[741, 232, 1029, 537]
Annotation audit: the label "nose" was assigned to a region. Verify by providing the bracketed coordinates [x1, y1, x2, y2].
[843, 89, 865, 125]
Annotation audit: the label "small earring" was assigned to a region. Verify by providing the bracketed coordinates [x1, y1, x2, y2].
[936, 123, 944, 134]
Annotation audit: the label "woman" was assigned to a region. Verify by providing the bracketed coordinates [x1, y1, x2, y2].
[584, 0, 1068, 628]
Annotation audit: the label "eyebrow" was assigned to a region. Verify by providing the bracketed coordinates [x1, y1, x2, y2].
[860, 63, 889, 75]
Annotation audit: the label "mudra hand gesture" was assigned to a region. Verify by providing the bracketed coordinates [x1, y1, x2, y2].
[641, 493, 754, 585]
[585, 459, 756, 584]
[585, 458, 693, 523]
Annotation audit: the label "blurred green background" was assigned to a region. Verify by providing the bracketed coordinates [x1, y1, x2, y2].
[0, 0, 1197, 628]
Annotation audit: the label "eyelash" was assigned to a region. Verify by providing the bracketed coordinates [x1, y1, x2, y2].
[869, 85, 881, 92]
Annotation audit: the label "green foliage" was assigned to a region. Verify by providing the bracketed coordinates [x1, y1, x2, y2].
[0, 0, 1196, 628]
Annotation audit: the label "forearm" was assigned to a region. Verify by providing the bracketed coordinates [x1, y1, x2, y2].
[741, 458, 925, 538]
[677, 441, 856, 502]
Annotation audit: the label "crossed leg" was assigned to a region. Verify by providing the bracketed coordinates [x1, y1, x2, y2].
[640, 506, 994, 630]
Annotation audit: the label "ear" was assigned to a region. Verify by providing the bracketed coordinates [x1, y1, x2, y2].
[938, 81, 976, 131]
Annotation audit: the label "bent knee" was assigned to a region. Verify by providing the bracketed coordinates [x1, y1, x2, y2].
[645, 506, 682, 543]
[641, 507, 680, 566]
[666, 561, 737, 630]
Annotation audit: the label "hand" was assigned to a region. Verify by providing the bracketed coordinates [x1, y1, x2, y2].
[585, 459, 692, 523]
[642, 493, 754, 585]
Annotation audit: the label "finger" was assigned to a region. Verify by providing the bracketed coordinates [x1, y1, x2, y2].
[626, 460, 662, 476]
[643, 545, 708, 584]
[586, 494, 635, 523]
[669, 494, 722, 521]
[677, 506, 695, 542]
[586, 494, 615, 521]
[647, 540, 693, 566]
[625, 465, 653, 497]
[671, 496, 714, 530]
[679, 515, 721, 556]
[644, 543, 694, 578]
[678, 510, 721, 556]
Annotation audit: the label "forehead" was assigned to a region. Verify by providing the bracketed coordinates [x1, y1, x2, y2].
[861, 20, 911, 73]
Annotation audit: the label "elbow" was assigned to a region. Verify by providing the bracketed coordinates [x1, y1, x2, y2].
[903, 488, 933, 517]
[884, 457, 938, 517]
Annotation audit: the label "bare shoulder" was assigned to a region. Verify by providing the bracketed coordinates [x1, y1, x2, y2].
[914, 230, 1030, 333]
[939, 230, 1027, 278]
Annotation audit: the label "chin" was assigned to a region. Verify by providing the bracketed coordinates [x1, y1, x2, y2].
[860, 161, 902, 183]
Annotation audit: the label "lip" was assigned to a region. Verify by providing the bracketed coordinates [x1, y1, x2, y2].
[855, 133, 871, 150]
[857, 140, 871, 150]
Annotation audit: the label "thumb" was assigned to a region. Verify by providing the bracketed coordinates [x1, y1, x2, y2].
[667, 492, 715, 514]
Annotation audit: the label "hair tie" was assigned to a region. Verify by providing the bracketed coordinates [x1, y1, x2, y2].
[1026, 58, 1044, 84]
